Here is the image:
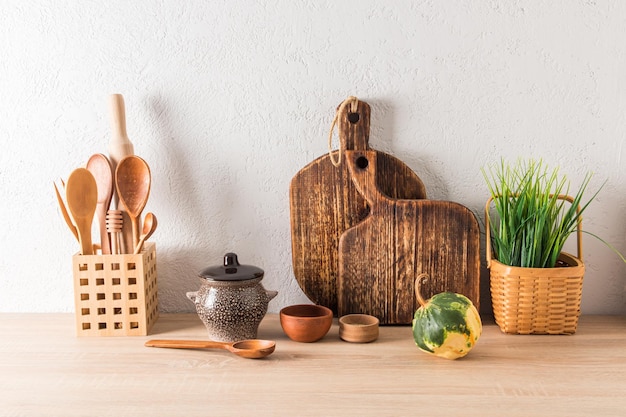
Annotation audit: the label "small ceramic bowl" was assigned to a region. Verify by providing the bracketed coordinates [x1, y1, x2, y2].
[339, 314, 379, 343]
[280, 304, 333, 343]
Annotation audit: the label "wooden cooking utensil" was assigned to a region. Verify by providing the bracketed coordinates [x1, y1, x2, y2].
[145, 339, 276, 359]
[133, 212, 157, 254]
[53, 181, 78, 241]
[337, 150, 480, 324]
[115, 155, 151, 249]
[290, 99, 427, 314]
[106, 210, 123, 255]
[86, 154, 114, 254]
[65, 168, 98, 255]
[108, 93, 135, 254]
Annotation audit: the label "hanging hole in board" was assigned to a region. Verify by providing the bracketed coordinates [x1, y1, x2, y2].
[356, 156, 369, 169]
[348, 112, 360, 124]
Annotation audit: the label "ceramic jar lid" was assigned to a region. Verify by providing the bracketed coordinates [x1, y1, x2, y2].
[198, 253, 264, 281]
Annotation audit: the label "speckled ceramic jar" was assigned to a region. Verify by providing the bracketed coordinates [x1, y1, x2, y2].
[187, 253, 277, 342]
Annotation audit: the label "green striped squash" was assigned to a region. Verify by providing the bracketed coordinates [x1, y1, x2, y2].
[412, 275, 482, 360]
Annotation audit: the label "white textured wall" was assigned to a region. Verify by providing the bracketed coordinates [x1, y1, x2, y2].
[1, 1, 625, 314]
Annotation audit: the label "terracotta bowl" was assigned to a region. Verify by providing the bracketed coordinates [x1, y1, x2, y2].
[280, 304, 333, 343]
[339, 314, 379, 343]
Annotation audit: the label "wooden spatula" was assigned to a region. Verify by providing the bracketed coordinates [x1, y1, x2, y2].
[66, 168, 98, 255]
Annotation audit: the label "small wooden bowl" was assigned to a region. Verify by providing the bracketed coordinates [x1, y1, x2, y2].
[339, 314, 379, 343]
[280, 304, 333, 343]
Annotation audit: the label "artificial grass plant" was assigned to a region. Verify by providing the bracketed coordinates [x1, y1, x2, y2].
[482, 159, 602, 268]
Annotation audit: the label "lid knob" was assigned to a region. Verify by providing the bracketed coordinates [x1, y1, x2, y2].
[223, 253, 240, 267]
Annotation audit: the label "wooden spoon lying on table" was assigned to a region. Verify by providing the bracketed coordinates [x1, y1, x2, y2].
[115, 155, 151, 250]
[145, 339, 276, 359]
[66, 168, 98, 255]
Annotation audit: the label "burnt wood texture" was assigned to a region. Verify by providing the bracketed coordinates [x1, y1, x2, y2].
[289, 101, 427, 314]
[338, 150, 480, 324]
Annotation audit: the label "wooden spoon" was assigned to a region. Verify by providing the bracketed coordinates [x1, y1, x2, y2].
[115, 155, 151, 249]
[144, 339, 276, 359]
[86, 154, 114, 254]
[66, 168, 98, 255]
[133, 212, 157, 254]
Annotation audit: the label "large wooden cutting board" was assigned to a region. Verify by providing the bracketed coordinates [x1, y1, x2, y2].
[338, 150, 480, 324]
[290, 100, 427, 314]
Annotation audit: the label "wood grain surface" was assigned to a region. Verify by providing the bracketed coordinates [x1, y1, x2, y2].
[1, 313, 625, 417]
[290, 100, 426, 314]
[338, 150, 480, 324]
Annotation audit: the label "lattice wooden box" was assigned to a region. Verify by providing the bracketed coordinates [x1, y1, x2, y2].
[72, 242, 158, 336]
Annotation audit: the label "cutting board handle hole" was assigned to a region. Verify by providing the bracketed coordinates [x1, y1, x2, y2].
[356, 156, 369, 169]
[348, 112, 360, 124]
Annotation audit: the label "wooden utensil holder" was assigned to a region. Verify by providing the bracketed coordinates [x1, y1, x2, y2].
[72, 242, 158, 336]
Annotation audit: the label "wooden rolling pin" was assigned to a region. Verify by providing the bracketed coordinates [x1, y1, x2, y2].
[108, 93, 135, 254]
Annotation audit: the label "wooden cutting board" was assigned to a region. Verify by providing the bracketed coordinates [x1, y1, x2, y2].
[290, 100, 427, 314]
[338, 150, 480, 324]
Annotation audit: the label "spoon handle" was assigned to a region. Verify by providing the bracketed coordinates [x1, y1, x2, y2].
[96, 204, 111, 254]
[53, 181, 78, 241]
[134, 235, 147, 255]
[130, 216, 140, 249]
[145, 340, 229, 350]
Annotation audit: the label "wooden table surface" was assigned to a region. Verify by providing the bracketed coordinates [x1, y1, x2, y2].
[1, 313, 625, 417]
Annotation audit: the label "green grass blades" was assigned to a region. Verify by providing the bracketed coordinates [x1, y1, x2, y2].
[482, 159, 595, 268]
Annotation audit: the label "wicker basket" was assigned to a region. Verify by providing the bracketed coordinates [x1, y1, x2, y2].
[72, 242, 158, 336]
[485, 195, 585, 335]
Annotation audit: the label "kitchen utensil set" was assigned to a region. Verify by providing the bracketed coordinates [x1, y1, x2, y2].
[54, 94, 157, 255]
[56, 154, 156, 255]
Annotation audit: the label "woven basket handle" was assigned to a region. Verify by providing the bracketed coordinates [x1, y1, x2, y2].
[484, 194, 583, 267]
